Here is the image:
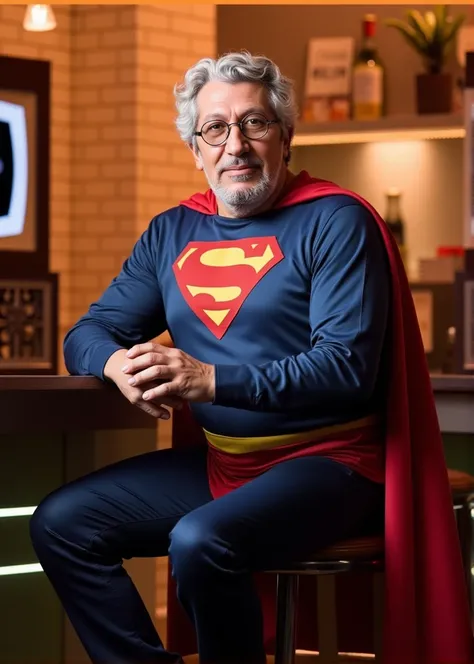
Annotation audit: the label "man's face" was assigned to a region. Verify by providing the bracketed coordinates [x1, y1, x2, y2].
[191, 81, 289, 217]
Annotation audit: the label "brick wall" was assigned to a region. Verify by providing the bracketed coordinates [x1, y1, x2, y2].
[69, 5, 139, 335]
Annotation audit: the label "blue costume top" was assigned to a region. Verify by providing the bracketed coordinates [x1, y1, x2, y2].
[64, 194, 390, 439]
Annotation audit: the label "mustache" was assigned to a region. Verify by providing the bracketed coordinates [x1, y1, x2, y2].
[217, 158, 262, 175]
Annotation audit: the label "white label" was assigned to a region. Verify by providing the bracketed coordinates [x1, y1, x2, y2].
[353, 67, 383, 105]
[305, 37, 355, 97]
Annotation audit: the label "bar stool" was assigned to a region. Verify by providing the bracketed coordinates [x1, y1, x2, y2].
[268, 535, 384, 664]
[268, 469, 474, 664]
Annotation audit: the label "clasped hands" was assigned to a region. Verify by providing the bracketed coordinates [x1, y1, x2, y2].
[106, 342, 215, 420]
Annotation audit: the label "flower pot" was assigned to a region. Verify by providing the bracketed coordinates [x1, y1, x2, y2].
[416, 73, 453, 114]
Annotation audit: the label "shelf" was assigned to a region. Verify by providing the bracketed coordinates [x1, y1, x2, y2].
[292, 113, 465, 146]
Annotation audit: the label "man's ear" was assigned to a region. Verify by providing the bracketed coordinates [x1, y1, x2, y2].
[188, 142, 203, 171]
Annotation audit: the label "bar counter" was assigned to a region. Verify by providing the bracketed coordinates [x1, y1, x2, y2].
[0, 375, 158, 664]
[0, 375, 155, 434]
[0, 372, 471, 435]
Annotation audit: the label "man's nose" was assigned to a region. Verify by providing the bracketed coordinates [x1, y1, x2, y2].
[225, 124, 249, 156]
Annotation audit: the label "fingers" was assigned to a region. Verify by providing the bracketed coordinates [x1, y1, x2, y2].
[135, 398, 171, 420]
[122, 351, 171, 376]
[126, 342, 169, 360]
[126, 364, 174, 386]
[142, 381, 177, 402]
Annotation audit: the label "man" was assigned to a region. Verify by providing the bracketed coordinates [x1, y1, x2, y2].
[30, 52, 472, 664]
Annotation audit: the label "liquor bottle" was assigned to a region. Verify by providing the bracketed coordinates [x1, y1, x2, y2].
[352, 14, 385, 121]
[385, 188, 407, 268]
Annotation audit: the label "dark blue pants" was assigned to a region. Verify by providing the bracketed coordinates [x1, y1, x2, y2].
[29, 446, 384, 664]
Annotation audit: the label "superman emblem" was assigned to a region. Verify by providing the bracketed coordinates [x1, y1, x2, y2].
[172, 237, 284, 339]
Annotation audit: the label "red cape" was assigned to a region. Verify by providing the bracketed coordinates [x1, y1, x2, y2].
[167, 170, 473, 664]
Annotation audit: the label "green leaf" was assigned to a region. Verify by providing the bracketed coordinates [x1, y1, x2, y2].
[406, 10, 430, 46]
[385, 18, 428, 54]
[444, 13, 466, 45]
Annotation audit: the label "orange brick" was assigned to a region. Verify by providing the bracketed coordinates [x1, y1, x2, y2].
[77, 67, 118, 87]
[83, 107, 118, 124]
[84, 181, 117, 198]
[170, 15, 213, 37]
[119, 6, 139, 28]
[102, 124, 137, 142]
[137, 7, 169, 30]
[100, 237, 134, 253]
[84, 50, 118, 68]
[101, 86, 135, 104]
[73, 127, 101, 144]
[73, 33, 100, 52]
[73, 89, 101, 107]
[101, 29, 135, 49]
[100, 163, 136, 180]
[84, 220, 118, 236]
[148, 32, 188, 53]
[119, 105, 136, 123]
[84, 10, 118, 32]
[84, 144, 117, 162]
[190, 37, 215, 56]
[101, 200, 136, 218]
[74, 238, 100, 253]
[84, 255, 118, 272]
[119, 48, 136, 66]
[119, 66, 137, 85]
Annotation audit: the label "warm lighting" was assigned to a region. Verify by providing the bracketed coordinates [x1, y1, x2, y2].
[0, 563, 43, 576]
[293, 126, 465, 147]
[0, 506, 36, 518]
[23, 5, 57, 32]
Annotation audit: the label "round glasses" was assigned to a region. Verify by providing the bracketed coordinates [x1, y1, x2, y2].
[194, 113, 279, 147]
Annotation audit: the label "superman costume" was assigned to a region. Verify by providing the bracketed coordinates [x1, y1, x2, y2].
[64, 170, 473, 664]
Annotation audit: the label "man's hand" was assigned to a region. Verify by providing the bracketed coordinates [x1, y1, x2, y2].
[103, 348, 183, 420]
[122, 343, 216, 404]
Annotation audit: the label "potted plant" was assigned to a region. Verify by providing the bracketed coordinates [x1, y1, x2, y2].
[385, 5, 465, 114]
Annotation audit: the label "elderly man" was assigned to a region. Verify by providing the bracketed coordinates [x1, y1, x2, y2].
[30, 52, 472, 664]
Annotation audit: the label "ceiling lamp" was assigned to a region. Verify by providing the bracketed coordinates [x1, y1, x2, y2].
[23, 5, 57, 32]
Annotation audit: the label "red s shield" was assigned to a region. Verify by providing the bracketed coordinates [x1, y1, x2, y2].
[172, 237, 284, 339]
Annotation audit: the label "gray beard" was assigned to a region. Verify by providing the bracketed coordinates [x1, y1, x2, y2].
[209, 171, 273, 218]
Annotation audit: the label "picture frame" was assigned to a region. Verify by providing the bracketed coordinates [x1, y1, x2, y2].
[0, 55, 50, 277]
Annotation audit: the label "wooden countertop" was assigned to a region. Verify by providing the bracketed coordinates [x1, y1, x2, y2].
[0, 373, 471, 436]
[0, 375, 156, 434]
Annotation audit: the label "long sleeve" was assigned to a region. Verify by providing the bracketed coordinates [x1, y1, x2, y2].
[63, 219, 167, 379]
[213, 203, 390, 411]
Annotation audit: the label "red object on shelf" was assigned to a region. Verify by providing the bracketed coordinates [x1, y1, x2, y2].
[437, 246, 465, 257]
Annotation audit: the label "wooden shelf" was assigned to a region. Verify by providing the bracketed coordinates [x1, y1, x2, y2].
[293, 113, 465, 146]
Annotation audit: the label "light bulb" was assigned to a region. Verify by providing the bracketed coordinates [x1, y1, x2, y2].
[23, 5, 57, 32]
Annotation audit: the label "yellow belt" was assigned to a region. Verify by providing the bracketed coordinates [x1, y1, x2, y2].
[203, 414, 378, 455]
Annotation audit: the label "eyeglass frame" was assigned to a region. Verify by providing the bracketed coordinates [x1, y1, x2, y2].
[193, 112, 280, 147]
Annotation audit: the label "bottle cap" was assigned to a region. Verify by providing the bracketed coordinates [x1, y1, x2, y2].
[363, 14, 377, 37]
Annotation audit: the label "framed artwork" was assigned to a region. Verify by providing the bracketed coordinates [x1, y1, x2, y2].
[0, 55, 50, 276]
[0, 273, 58, 374]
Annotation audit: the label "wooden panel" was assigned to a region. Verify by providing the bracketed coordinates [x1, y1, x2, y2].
[0, 376, 157, 433]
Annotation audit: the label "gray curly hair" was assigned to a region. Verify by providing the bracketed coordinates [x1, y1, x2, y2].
[174, 51, 297, 162]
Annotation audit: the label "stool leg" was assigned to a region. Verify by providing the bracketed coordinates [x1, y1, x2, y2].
[456, 500, 473, 613]
[275, 573, 299, 664]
